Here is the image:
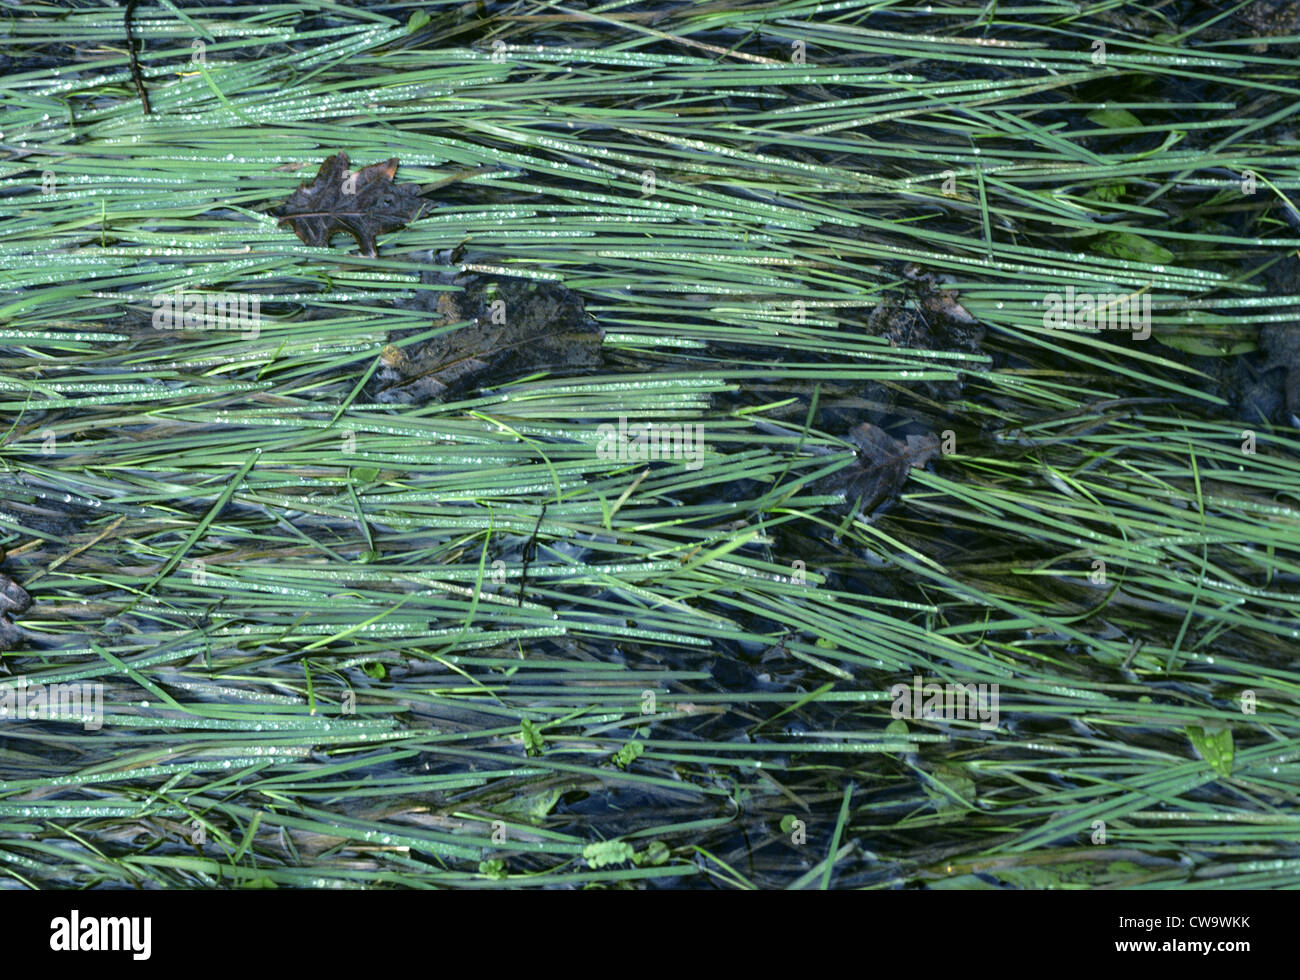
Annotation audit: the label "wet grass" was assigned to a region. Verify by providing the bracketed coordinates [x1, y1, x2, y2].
[0, 0, 1299, 889]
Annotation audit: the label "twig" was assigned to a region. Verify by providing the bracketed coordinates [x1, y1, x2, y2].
[124, 0, 151, 114]
[516, 504, 548, 607]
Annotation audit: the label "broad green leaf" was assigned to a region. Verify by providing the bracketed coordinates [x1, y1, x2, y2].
[491, 787, 561, 824]
[1083, 182, 1126, 203]
[1188, 725, 1234, 779]
[634, 841, 671, 866]
[1088, 232, 1174, 264]
[921, 762, 977, 818]
[1087, 108, 1142, 129]
[1154, 330, 1256, 357]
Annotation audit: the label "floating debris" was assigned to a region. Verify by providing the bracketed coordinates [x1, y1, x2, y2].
[0, 554, 31, 652]
[375, 270, 604, 403]
[272, 152, 429, 258]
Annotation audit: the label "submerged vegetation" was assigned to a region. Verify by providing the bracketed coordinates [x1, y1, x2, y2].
[0, 0, 1298, 889]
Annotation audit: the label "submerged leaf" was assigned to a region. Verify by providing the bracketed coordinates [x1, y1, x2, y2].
[1188, 724, 1234, 779]
[491, 787, 562, 825]
[920, 762, 977, 820]
[1260, 323, 1300, 422]
[634, 840, 671, 867]
[611, 739, 644, 770]
[478, 859, 507, 879]
[272, 152, 428, 258]
[1154, 329, 1256, 358]
[520, 717, 546, 756]
[1083, 181, 1127, 203]
[901, 263, 982, 329]
[0, 568, 31, 652]
[1087, 107, 1142, 129]
[0, 574, 29, 617]
[1088, 231, 1174, 265]
[375, 272, 604, 404]
[823, 423, 941, 514]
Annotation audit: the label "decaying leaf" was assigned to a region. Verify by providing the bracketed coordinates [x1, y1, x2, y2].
[272, 152, 427, 258]
[1260, 323, 1300, 425]
[920, 761, 977, 819]
[1237, 0, 1300, 36]
[902, 262, 981, 328]
[822, 422, 941, 514]
[374, 271, 604, 404]
[0, 562, 31, 652]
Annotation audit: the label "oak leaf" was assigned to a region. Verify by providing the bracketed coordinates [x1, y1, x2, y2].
[273, 152, 427, 258]
[827, 423, 940, 514]
[375, 272, 604, 403]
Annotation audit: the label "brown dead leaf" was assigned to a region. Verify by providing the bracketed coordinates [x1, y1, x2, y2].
[825, 423, 941, 514]
[902, 262, 980, 327]
[272, 152, 428, 258]
[1260, 323, 1300, 424]
[375, 272, 604, 404]
[0, 565, 31, 652]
